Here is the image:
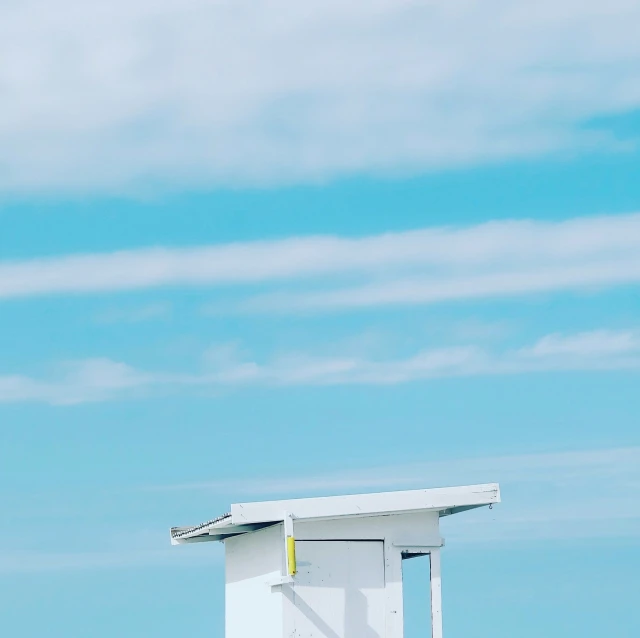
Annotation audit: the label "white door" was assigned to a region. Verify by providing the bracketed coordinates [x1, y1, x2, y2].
[284, 540, 386, 638]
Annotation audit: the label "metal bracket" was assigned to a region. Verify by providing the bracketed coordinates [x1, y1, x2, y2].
[265, 573, 294, 588]
[392, 538, 445, 549]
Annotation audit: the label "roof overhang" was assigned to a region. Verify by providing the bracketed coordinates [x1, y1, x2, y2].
[170, 483, 500, 545]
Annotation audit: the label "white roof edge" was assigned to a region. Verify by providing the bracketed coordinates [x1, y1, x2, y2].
[170, 512, 233, 544]
[230, 483, 500, 525]
[170, 520, 277, 545]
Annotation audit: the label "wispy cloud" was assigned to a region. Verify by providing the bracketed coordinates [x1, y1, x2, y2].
[247, 257, 640, 313]
[94, 302, 172, 324]
[0, 525, 223, 574]
[0, 358, 152, 405]
[151, 446, 640, 544]
[150, 446, 640, 497]
[3, 447, 637, 572]
[0, 548, 220, 573]
[2, 214, 640, 310]
[519, 329, 640, 358]
[2, 1, 640, 193]
[1, 328, 638, 405]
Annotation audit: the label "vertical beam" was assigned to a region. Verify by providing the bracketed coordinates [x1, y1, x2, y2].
[384, 539, 404, 638]
[283, 512, 296, 576]
[430, 548, 443, 638]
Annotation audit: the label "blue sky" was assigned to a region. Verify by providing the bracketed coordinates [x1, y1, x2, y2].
[2, 1, 640, 637]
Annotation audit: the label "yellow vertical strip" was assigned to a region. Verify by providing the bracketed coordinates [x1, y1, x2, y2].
[286, 536, 296, 575]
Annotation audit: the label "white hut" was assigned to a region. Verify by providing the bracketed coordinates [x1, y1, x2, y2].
[171, 483, 500, 638]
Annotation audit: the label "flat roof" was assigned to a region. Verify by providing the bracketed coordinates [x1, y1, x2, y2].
[170, 483, 500, 545]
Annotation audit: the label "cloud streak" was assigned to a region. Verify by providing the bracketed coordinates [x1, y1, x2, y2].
[3, 446, 637, 572]
[1, 328, 638, 405]
[0, 358, 152, 405]
[94, 302, 172, 324]
[0, 548, 220, 574]
[2, 213, 640, 310]
[2, 0, 640, 193]
[151, 446, 640, 544]
[153, 446, 640, 496]
[248, 257, 640, 313]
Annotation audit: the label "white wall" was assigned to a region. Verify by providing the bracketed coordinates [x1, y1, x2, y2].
[283, 540, 386, 638]
[225, 523, 284, 638]
[296, 511, 442, 638]
[225, 511, 442, 638]
[294, 511, 441, 545]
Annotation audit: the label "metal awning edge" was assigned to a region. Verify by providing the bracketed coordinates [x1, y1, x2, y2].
[170, 516, 281, 545]
[170, 512, 232, 544]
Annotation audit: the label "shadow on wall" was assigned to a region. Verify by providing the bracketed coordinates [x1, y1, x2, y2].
[282, 586, 381, 638]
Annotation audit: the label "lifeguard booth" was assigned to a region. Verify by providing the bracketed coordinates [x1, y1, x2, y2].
[171, 483, 500, 638]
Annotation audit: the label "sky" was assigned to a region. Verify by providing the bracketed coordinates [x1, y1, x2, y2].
[1, 1, 640, 636]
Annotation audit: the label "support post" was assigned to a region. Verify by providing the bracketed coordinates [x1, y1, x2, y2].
[283, 511, 296, 576]
[430, 548, 443, 638]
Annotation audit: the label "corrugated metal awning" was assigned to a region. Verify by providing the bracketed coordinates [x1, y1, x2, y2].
[170, 512, 279, 545]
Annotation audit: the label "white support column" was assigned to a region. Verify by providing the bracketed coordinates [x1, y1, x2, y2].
[430, 548, 443, 638]
[266, 513, 296, 587]
[384, 540, 404, 638]
[283, 511, 296, 576]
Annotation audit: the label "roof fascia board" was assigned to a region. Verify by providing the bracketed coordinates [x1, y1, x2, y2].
[170, 521, 278, 545]
[231, 483, 499, 525]
[439, 504, 487, 517]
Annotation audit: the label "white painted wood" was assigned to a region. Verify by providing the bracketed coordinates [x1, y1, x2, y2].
[393, 543, 442, 550]
[283, 541, 386, 638]
[225, 524, 284, 638]
[266, 574, 294, 587]
[171, 521, 278, 544]
[231, 484, 500, 525]
[284, 511, 295, 576]
[295, 510, 441, 545]
[173, 484, 502, 638]
[429, 549, 443, 638]
[384, 537, 404, 638]
[294, 510, 442, 638]
[284, 512, 294, 537]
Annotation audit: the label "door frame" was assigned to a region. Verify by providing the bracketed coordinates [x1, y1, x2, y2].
[393, 544, 443, 638]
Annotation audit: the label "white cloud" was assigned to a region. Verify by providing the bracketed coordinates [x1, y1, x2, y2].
[0, 358, 152, 405]
[1, 328, 639, 405]
[94, 302, 172, 324]
[520, 329, 640, 358]
[1, 0, 640, 193]
[4, 447, 637, 573]
[160, 446, 640, 502]
[204, 328, 640, 385]
[2, 447, 638, 575]
[148, 446, 640, 544]
[2, 213, 640, 309]
[0, 545, 221, 573]
[245, 259, 640, 312]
